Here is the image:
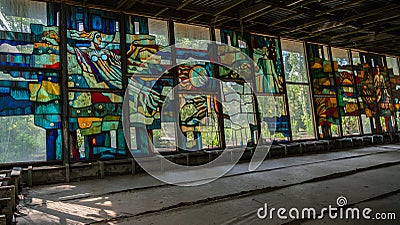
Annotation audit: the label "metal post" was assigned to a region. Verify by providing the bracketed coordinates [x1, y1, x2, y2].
[60, 3, 70, 165]
[278, 36, 293, 142]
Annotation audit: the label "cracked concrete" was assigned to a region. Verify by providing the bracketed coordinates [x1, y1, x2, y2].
[16, 145, 400, 225]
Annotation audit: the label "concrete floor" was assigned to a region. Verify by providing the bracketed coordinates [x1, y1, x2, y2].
[16, 145, 400, 225]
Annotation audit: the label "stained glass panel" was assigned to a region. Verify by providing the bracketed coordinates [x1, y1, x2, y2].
[287, 84, 315, 140]
[357, 52, 395, 133]
[331, 47, 361, 136]
[0, 2, 61, 163]
[217, 29, 252, 80]
[257, 95, 289, 142]
[66, 6, 121, 90]
[0, 71, 62, 162]
[179, 94, 221, 151]
[251, 35, 284, 94]
[307, 44, 340, 139]
[68, 91, 125, 160]
[282, 39, 315, 140]
[221, 82, 257, 147]
[282, 40, 308, 83]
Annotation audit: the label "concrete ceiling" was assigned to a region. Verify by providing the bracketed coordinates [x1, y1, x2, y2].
[53, 0, 400, 56]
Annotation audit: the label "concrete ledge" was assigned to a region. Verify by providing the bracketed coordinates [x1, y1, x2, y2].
[9, 133, 400, 186]
[187, 151, 210, 165]
[241, 148, 254, 160]
[352, 137, 364, 147]
[392, 133, 400, 143]
[383, 134, 392, 144]
[363, 136, 373, 145]
[69, 162, 100, 181]
[103, 159, 133, 176]
[204, 150, 222, 162]
[313, 141, 326, 152]
[269, 145, 285, 157]
[300, 141, 318, 154]
[316, 140, 332, 151]
[29, 166, 65, 185]
[373, 134, 384, 144]
[341, 138, 354, 149]
[285, 143, 302, 155]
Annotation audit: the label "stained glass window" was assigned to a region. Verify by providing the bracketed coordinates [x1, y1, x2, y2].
[3, 2, 400, 165]
[306, 44, 340, 139]
[387, 56, 400, 129]
[179, 94, 221, 150]
[174, 23, 210, 50]
[331, 47, 361, 136]
[221, 81, 257, 147]
[127, 77, 174, 153]
[66, 6, 125, 160]
[251, 35, 284, 94]
[357, 52, 395, 133]
[258, 96, 289, 142]
[68, 91, 124, 159]
[125, 17, 175, 154]
[126, 16, 171, 76]
[66, 6, 121, 90]
[0, 0, 47, 33]
[0, 1, 61, 163]
[282, 40, 315, 140]
[218, 30, 251, 80]
[352, 51, 374, 134]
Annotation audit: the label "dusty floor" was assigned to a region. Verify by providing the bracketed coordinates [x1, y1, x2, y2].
[16, 145, 400, 225]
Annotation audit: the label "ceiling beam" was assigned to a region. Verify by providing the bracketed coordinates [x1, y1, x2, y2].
[286, 0, 317, 8]
[214, 0, 247, 16]
[330, 19, 400, 41]
[342, 4, 400, 23]
[243, 8, 277, 22]
[187, 13, 204, 22]
[177, 0, 195, 11]
[315, 0, 366, 17]
[117, 0, 130, 9]
[269, 13, 303, 27]
[330, 28, 371, 40]
[238, 2, 273, 20]
[344, 34, 398, 48]
[351, 33, 394, 43]
[215, 18, 236, 27]
[362, 13, 400, 27]
[257, 0, 346, 28]
[381, 26, 400, 34]
[125, 0, 139, 10]
[154, 8, 169, 16]
[300, 23, 346, 39]
[281, 3, 400, 41]
[274, 0, 364, 31]
[280, 18, 331, 35]
[211, 16, 232, 24]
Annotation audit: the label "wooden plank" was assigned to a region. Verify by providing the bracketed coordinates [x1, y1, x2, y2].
[0, 197, 12, 225]
[10, 167, 21, 177]
[0, 214, 6, 225]
[0, 185, 15, 212]
[0, 177, 11, 187]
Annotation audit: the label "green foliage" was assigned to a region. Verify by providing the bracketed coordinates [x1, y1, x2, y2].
[0, 116, 46, 163]
[284, 50, 315, 140]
